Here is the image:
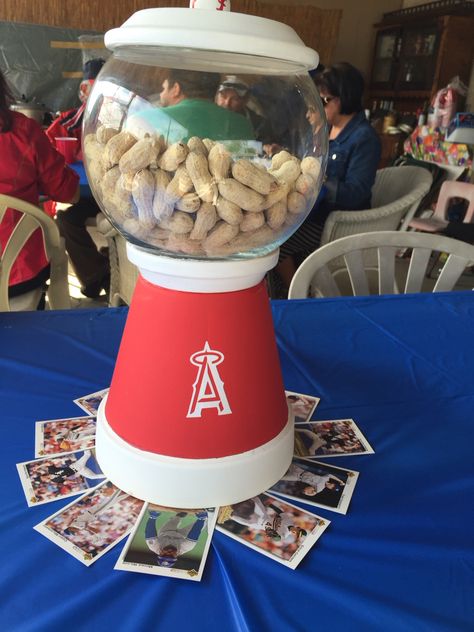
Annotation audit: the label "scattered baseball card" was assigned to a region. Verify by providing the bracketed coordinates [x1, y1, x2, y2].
[270, 457, 359, 515]
[33, 481, 144, 566]
[294, 419, 374, 458]
[73, 388, 109, 416]
[216, 492, 329, 569]
[16, 448, 106, 507]
[115, 504, 217, 581]
[35, 416, 97, 457]
[285, 390, 320, 424]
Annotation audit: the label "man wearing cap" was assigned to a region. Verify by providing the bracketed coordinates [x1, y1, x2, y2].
[132, 69, 254, 143]
[215, 75, 274, 147]
[46, 59, 105, 146]
[48, 59, 111, 299]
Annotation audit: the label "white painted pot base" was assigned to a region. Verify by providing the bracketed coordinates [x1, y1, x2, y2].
[96, 395, 294, 508]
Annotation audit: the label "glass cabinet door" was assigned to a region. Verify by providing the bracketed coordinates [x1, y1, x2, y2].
[371, 28, 401, 88]
[397, 24, 439, 91]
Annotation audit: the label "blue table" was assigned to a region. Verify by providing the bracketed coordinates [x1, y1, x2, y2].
[69, 161, 91, 197]
[1, 292, 473, 631]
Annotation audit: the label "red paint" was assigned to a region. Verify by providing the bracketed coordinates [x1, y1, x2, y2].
[106, 275, 288, 459]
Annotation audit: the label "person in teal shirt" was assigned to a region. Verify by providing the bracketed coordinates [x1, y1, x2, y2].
[132, 69, 255, 143]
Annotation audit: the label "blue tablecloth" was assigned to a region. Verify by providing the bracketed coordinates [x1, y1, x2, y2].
[69, 161, 90, 197]
[1, 292, 473, 631]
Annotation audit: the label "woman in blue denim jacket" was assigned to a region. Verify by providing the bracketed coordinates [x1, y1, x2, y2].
[278, 63, 381, 292]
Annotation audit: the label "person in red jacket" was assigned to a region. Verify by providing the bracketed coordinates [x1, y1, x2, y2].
[0, 69, 79, 308]
[45, 58, 105, 151]
[47, 58, 110, 299]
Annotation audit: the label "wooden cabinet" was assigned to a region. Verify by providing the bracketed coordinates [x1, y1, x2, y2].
[368, 2, 474, 114]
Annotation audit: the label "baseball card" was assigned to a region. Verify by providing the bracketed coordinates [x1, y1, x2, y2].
[270, 457, 359, 515]
[216, 492, 329, 570]
[35, 416, 97, 457]
[73, 388, 109, 416]
[16, 448, 105, 507]
[294, 418, 374, 458]
[34, 481, 144, 566]
[285, 390, 320, 424]
[115, 504, 217, 581]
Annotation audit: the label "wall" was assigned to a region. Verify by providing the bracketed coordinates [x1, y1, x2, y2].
[259, 0, 402, 78]
[0, 1, 342, 71]
[0, 0, 401, 79]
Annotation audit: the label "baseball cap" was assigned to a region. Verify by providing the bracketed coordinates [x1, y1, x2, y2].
[83, 58, 105, 80]
[218, 75, 249, 97]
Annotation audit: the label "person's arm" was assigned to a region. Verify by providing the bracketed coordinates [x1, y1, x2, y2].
[33, 123, 79, 203]
[325, 130, 381, 210]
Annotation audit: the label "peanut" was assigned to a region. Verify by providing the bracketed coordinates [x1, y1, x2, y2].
[83, 134, 105, 164]
[266, 200, 287, 229]
[152, 169, 173, 222]
[287, 191, 307, 214]
[122, 217, 150, 240]
[208, 143, 232, 182]
[132, 169, 156, 228]
[271, 159, 301, 185]
[96, 126, 119, 145]
[262, 182, 290, 209]
[203, 221, 240, 250]
[159, 142, 188, 171]
[119, 171, 136, 192]
[87, 159, 106, 190]
[202, 138, 215, 152]
[271, 150, 294, 171]
[118, 136, 161, 173]
[187, 136, 208, 155]
[100, 166, 121, 202]
[295, 173, 316, 197]
[240, 211, 265, 232]
[218, 179, 264, 213]
[104, 131, 137, 166]
[216, 196, 243, 225]
[159, 211, 194, 235]
[166, 165, 194, 201]
[300, 156, 321, 181]
[189, 203, 217, 240]
[186, 152, 218, 204]
[231, 159, 277, 195]
[175, 192, 201, 213]
[167, 233, 206, 256]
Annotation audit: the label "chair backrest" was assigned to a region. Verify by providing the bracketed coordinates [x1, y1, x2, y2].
[0, 194, 71, 310]
[288, 230, 474, 299]
[433, 180, 474, 223]
[320, 166, 433, 246]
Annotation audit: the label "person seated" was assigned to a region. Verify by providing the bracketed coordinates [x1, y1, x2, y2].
[48, 59, 110, 300]
[133, 69, 255, 142]
[46, 58, 105, 150]
[277, 62, 382, 293]
[0, 69, 79, 309]
[215, 75, 274, 146]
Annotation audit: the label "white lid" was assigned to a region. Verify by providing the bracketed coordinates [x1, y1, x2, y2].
[105, 8, 318, 71]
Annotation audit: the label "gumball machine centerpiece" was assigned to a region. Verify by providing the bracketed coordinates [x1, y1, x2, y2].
[84, 1, 328, 507]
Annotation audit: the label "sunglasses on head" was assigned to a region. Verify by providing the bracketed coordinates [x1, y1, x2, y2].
[320, 95, 335, 106]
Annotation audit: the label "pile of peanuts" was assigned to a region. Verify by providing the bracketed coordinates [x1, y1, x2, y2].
[83, 127, 321, 257]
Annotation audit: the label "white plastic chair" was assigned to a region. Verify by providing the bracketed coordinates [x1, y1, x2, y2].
[320, 166, 433, 246]
[288, 230, 474, 298]
[95, 212, 138, 306]
[408, 180, 474, 233]
[0, 194, 71, 311]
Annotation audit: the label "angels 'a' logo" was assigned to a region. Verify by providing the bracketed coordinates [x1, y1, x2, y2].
[187, 341, 231, 418]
